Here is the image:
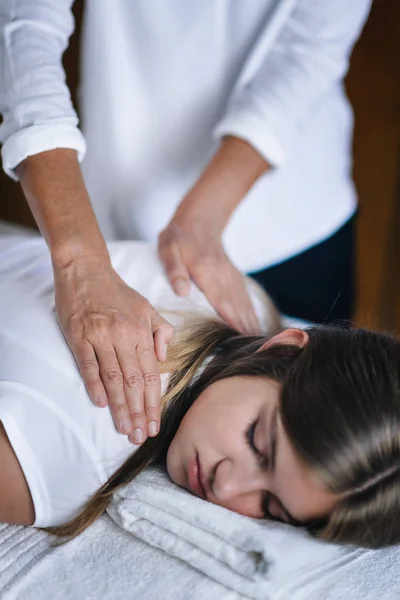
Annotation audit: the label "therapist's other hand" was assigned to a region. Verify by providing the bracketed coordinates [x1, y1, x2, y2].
[54, 255, 175, 444]
[158, 136, 268, 335]
[158, 218, 260, 335]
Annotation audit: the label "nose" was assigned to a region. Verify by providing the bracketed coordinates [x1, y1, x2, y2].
[212, 458, 268, 501]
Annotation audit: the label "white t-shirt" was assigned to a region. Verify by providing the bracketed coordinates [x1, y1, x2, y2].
[0, 1, 371, 271]
[0, 235, 277, 527]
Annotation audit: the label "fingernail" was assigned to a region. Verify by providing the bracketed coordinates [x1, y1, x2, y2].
[95, 393, 108, 407]
[163, 344, 168, 360]
[148, 421, 158, 436]
[132, 428, 144, 444]
[120, 419, 132, 435]
[174, 278, 188, 295]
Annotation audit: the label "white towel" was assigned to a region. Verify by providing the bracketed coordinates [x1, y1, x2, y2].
[0, 518, 237, 600]
[2, 491, 400, 599]
[107, 467, 370, 600]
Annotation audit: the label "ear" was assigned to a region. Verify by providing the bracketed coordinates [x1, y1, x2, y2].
[257, 328, 309, 353]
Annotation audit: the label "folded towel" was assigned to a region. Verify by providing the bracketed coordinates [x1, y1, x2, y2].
[107, 467, 367, 600]
[2, 476, 400, 600]
[0, 518, 236, 600]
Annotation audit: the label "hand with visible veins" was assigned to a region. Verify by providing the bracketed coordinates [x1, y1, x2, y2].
[54, 255, 175, 444]
[17, 148, 175, 445]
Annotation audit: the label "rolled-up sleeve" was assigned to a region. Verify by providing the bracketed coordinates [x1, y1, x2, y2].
[214, 0, 372, 168]
[0, 0, 86, 180]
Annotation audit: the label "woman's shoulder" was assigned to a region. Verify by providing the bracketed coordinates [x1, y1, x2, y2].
[107, 240, 281, 334]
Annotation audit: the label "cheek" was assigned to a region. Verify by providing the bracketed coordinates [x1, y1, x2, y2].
[214, 494, 263, 519]
[174, 396, 234, 449]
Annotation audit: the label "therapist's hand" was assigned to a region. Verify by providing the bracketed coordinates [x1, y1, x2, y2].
[54, 254, 175, 444]
[158, 136, 270, 334]
[17, 148, 175, 445]
[159, 218, 259, 334]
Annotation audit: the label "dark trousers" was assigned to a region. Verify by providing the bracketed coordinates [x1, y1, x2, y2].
[249, 217, 356, 324]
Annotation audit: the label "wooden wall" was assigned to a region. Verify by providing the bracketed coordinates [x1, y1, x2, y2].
[1, 0, 399, 329]
[347, 0, 400, 330]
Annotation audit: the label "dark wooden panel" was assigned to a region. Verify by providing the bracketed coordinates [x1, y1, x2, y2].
[346, 0, 400, 329]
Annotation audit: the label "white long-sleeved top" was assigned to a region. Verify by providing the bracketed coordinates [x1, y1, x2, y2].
[0, 1, 372, 272]
[0, 233, 279, 526]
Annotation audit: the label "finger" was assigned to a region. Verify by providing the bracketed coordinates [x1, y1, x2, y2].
[73, 340, 108, 407]
[191, 268, 245, 332]
[159, 239, 191, 296]
[152, 313, 175, 362]
[115, 339, 151, 445]
[135, 334, 163, 438]
[231, 275, 261, 334]
[220, 289, 260, 335]
[96, 344, 133, 436]
[193, 268, 260, 335]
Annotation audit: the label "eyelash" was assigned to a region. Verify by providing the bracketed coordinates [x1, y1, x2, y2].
[245, 420, 275, 519]
[245, 419, 268, 469]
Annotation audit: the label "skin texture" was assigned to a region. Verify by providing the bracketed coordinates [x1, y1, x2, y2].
[167, 330, 339, 524]
[0, 423, 35, 526]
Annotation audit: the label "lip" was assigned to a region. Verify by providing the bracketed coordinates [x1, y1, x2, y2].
[187, 453, 206, 499]
[197, 456, 209, 500]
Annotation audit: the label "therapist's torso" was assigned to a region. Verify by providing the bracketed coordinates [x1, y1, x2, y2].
[80, 0, 358, 272]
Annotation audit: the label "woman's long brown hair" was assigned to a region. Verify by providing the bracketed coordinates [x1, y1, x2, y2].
[44, 320, 400, 549]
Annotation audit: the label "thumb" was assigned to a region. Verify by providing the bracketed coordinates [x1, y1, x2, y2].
[152, 313, 175, 362]
[159, 239, 191, 297]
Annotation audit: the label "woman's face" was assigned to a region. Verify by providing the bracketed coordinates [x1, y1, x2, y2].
[166, 333, 339, 525]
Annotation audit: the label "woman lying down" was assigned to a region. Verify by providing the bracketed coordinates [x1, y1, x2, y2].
[0, 235, 399, 549]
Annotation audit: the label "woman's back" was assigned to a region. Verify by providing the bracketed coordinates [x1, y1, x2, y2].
[0, 235, 277, 527]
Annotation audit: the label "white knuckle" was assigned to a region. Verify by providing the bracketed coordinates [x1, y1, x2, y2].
[114, 321, 130, 338]
[89, 317, 109, 338]
[145, 406, 160, 416]
[130, 411, 146, 420]
[80, 359, 98, 372]
[125, 373, 144, 389]
[143, 372, 160, 387]
[105, 369, 123, 384]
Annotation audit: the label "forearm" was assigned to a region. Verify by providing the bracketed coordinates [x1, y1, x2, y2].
[174, 136, 270, 232]
[16, 149, 110, 268]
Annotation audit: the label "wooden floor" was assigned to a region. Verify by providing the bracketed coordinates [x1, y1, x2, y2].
[0, 0, 399, 330]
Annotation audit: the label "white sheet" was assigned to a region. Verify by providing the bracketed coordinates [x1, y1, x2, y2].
[1, 513, 400, 600]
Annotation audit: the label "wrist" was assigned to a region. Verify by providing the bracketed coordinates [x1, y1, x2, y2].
[175, 136, 270, 231]
[18, 148, 111, 270]
[51, 236, 111, 271]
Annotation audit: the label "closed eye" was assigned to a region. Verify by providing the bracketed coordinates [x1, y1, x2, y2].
[245, 419, 293, 523]
[245, 419, 268, 469]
